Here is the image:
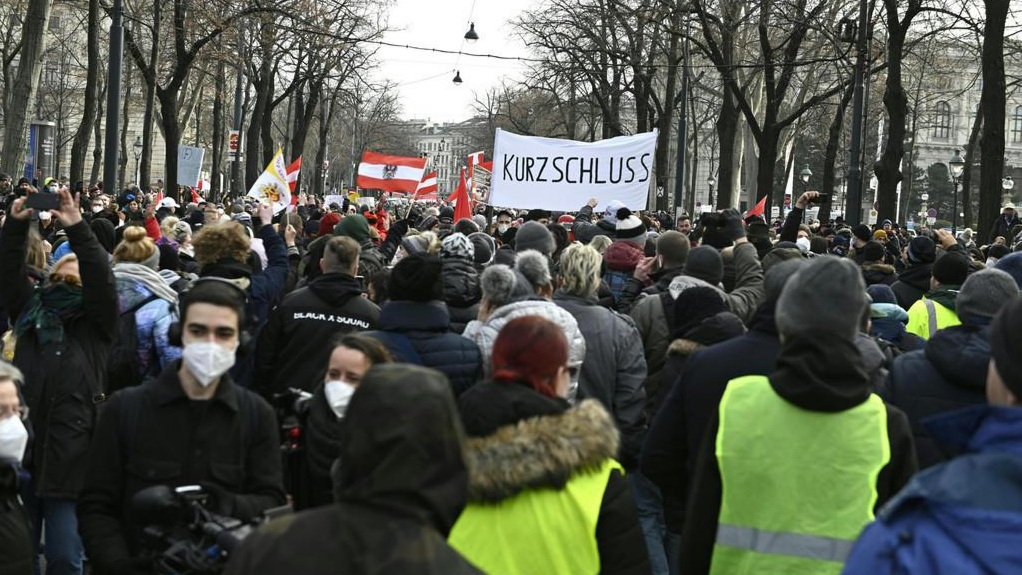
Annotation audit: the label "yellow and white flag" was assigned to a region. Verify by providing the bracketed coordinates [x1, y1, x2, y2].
[247, 148, 292, 214]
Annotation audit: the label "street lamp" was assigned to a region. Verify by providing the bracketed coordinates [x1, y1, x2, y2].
[800, 164, 812, 186]
[948, 149, 965, 235]
[799, 165, 812, 222]
[707, 175, 716, 208]
[452, 70, 463, 85]
[464, 23, 479, 42]
[132, 135, 143, 186]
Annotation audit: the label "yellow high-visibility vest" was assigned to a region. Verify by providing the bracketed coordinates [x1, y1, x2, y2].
[710, 376, 890, 575]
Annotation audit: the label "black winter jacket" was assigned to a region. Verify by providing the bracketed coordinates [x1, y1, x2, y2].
[456, 381, 650, 575]
[654, 311, 746, 415]
[77, 364, 285, 573]
[0, 464, 32, 575]
[303, 385, 343, 509]
[0, 218, 118, 498]
[365, 301, 482, 397]
[441, 258, 481, 334]
[881, 324, 990, 469]
[254, 273, 379, 398]
[678, 335, 917, 575]
[891, 263, 933, 309]
[225, 365, 483, 575]
[554, 292, 648, 470]
[642, 304, 781, 533]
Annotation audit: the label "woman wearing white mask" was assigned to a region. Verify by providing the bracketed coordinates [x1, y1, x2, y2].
[0, 360, 33, 575]
[303, 334, 391, 509]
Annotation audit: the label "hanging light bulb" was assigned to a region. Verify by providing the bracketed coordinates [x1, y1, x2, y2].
[464, 22, 479, 42]
[452, 70, 463, 85]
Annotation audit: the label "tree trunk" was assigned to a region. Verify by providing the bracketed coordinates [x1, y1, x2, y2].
[819, 83, 855, 222]
[716, 90, 740, 209]
[873, 1, 915, 224]
[755, 123, 779, 210]
[118, 55, 133, 191]
[91, 81, 106, 186]
[961, 106, 984, 229]
[70, 0, 100, 186]
[211, 59, 225, 202]
[979, 0, 1008, 240]
[157, 88, 181, 203]
[1, 0, 51, 177]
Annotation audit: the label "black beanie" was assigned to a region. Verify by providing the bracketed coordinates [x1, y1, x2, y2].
[908, 236, 937, 264]
[990, 296, 1022, 398]
[683, 246, 724, 286]
[852, 224, 872, 243]
[388, 254, 443, 302]
[862, 241, 885, 263]
[932, 252, 969, 286]
[673, 286, 727, 338]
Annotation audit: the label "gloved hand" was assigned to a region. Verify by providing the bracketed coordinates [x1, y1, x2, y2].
[199, 481, 235, 516]
[720, 208, 746, 241]
[389, 218, 410, 239]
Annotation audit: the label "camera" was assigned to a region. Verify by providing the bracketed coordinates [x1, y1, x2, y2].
[133, 484, 291, 574]
[698, 212, 729, 228]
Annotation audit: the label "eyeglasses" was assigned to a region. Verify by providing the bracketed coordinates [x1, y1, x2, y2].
[49, 273, 82, 287]
[0, 405, 29, 421]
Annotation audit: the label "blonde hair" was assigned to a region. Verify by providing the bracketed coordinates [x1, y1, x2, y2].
[559, 243, 603, 297]
[590, 235, 612, 254]
[160, 216, 180, 238]
[25, 226, 46, 270]
[49, 253, 79, 275]
[113, 226, 157, 263]
[192, 221, 251, 267]
[420, 231, 442, 255]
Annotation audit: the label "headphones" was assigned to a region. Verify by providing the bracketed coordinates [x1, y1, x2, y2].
[167, 276, 253, 357]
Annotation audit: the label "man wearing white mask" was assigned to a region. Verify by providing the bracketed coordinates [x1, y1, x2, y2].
[77, 279, 285, 575]
[0, 361, 33, 575]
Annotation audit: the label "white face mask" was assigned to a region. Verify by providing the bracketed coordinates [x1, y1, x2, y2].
[92, 205, 104, 213]
[182, 341, 238, 387]
[324, 380, 356, 419]
[497, 224, 510, 234]
[0, 415, 28, 463]
[796, 237, 811, 253]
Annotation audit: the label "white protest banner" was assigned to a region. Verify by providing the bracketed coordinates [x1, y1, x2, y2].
[323, 194, 346, 209]
[177, 145, 205, 188]
[489, 128, 657, 211]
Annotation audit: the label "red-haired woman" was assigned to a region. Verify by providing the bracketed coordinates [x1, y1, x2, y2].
[449, 316, 649, 575]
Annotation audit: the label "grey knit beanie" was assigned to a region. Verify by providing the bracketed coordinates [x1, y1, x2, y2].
[775, 256, 867, 339]
[514, 221, 555, 255]
[957, 268, 1020, 324]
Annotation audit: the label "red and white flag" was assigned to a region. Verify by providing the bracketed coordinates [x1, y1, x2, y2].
[467, 151, 485, 191]
[285, 156, 302, 192]
[451, 168, 473, 222]
[356, 151, 427, 194]
[414, 171, 438, 199]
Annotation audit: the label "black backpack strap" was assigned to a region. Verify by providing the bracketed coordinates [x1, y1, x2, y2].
[659, 291, 677, 337]
[117, 385, 148, 460]
[123, 294, 162, 316]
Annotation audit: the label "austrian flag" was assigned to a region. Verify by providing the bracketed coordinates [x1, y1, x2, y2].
[415, 171, 438, 197]
[357, 151, 427, 194]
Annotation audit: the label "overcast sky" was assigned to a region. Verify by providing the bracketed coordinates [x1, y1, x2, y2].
[376, 0, 534, 122]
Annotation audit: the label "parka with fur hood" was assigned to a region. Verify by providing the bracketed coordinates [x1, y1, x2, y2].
[449, 381, 650, 575]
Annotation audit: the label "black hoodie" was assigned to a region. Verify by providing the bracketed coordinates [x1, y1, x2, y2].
[225, 364, 483, 575]
[891, 262, 933, 309]
[253, 273, 379, 398]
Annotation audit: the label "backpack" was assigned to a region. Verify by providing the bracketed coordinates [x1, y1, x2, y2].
[106, 294, 160, 393]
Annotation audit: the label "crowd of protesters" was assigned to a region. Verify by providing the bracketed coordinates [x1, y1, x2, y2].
[1, 172, 1022, 575]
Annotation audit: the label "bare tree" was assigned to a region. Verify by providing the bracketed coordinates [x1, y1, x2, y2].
[0, 0, 52, 177]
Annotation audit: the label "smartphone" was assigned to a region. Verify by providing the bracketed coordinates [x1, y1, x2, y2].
[808, 193, 830, 204]
[26, 193, 60, 211]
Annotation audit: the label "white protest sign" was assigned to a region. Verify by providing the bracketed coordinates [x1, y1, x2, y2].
[324, 194, 346, 209]
[177, 145, 205, 188]
[489, 128, 658, 211]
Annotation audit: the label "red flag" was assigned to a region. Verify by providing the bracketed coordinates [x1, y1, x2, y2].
[285, 157, 302, 192]
[745, 195, 767, 218]
[452, 168, 472, 222]
[191, 189, 201, 204]
[153, 189, 164, 205]
[356, 151, 427, 193]
[414, 171, 438, 198]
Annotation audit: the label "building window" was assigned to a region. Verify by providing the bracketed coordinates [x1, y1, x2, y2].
[932, 101, 952, 140]
[44, 62, 59, 86]
[1013, 106, 1022, 144]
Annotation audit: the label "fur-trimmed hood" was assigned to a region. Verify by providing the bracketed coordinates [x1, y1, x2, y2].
[462, 399, 619, 503]
[668, 338, 706, 358]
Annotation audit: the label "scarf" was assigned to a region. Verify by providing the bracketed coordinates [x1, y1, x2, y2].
[113, 263, 179, 305]
[926, 285, 960, 313]
[14, 281, 85, 345]
[770, 332, 871, 412]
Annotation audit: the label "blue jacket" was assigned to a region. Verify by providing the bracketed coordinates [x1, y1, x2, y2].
[365, 301, 482, 397]
[844, 406, 1022, 575]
